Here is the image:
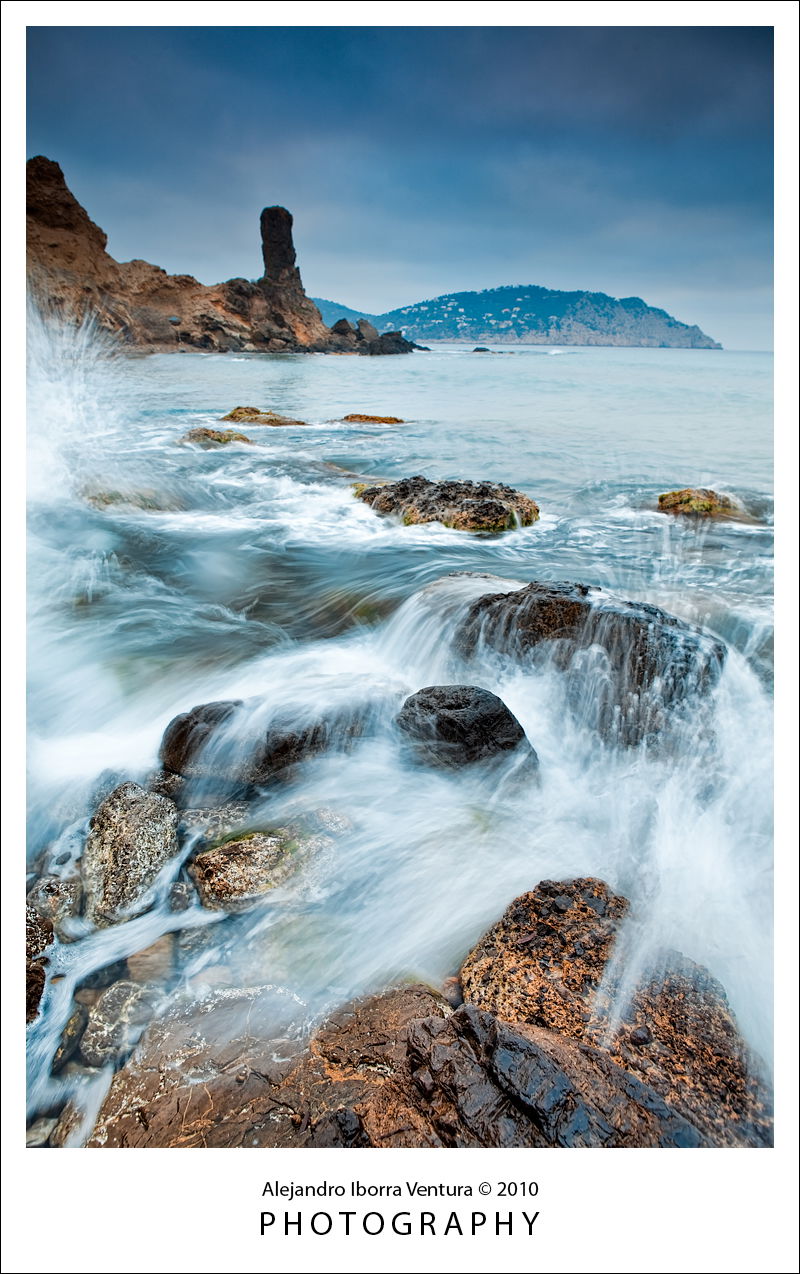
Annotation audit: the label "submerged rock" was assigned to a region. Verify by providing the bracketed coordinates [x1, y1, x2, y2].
[220, 406, 307, 426]
[395, 684, 537, 771]
[179, 426, 252, 447]
[342, 412, 404, 424]
[82, 487, 187, 512]
[454, 578, 726, 746]
[81, 782, 179, 928]
[79, 980, 160, 1068]
[459, 879, 772, 1147]
[355, 476, 539, 532]
[187, 825, 331, 912]
[658, 488, 741, 518]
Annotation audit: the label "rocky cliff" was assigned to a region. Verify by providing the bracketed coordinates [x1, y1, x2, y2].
[26, 157, 416, 355]
[314, 284, 722, 349]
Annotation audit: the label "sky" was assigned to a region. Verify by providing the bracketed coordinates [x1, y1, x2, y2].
[26, 25, 774, 348]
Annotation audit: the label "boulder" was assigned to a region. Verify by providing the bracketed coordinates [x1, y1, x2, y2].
[220, 406, 308, 427]
[179, 427, 252, 447]
[81, 782, 179, 928]
[330, 318, 356, 336]
[658, 488, 740, 518]
[187, 825, 332, 912]
[459, 879, 772, 1147]
[159, 699, 364, 786]
[472, 346, 491, 352]
[395, 684, 537, 771]
[355, 476, 539, 532]
[361, 330, 419, 355]
[454, 578, 726, 745]
[79, 980, 160, 1067]
[52, 1004, 89, 1071]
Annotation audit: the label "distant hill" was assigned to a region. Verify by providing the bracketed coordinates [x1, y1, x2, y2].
[312, 285, 721, 349]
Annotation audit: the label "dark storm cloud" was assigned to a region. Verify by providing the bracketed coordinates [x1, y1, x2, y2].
[27, 26, 773, 347]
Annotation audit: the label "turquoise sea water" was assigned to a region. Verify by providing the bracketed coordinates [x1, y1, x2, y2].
[26, 327, 774, 1129]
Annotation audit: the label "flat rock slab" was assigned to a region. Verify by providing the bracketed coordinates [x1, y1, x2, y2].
[355, 476, 539, 532]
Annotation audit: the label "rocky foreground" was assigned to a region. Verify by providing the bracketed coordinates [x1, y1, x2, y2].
[26, 156, 420, 355]
[85, 879, 771, 1149]
[25, 572, 772, 1148]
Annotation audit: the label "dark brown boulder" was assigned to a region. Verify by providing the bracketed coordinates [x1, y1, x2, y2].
[454, 578, 726, 745]
[159, 698, 365, 786]
[459, 879, 772, 1147]
[356, 476, 539, 532]
[26, 961, 46, 1023]
[395, 684, 537, 771]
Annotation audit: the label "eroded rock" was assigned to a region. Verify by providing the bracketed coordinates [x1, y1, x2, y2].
[26, 903, 53, 961]
[27, 875, 83, 933]
[342, 412, 404, 424]
[81, 782, 179, 928]
[395, 684, 537, 771]
[355, 476, 539, 532]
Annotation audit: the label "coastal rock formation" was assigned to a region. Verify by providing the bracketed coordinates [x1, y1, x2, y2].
[395, 685, 537, 771]
[454, 578, 726, 745]
[81, 782, 179, 927]
[87, 872, 771, 1147]
[355, 476, 539, 532]
[658, 488, 741, 518]
[342, 413, 404, 424]
[26, 156, 419, 355]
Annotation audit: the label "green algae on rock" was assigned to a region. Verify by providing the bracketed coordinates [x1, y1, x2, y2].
[658, 487, 741, 518]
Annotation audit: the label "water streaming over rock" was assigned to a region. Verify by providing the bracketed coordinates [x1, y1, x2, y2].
[25, 311, 774, 1134]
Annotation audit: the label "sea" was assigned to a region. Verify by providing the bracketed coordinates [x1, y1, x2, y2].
[25, 317, 774, 1132]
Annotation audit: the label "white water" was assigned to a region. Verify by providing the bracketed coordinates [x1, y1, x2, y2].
[25, 313, 774, 1127]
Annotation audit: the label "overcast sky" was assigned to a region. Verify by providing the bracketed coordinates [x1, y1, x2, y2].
[27, 25, 773, 349]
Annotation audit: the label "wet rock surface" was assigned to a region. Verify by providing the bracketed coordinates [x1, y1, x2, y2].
[460, 879, 773, 1146]
[26, 961, 47, 1023]
[178, 427, 252, 447]
[26, 903, 54, 960]
[79, 980, 160, 1067]
[220, 406, 308, 427]
[454, 578, 726, 745]
[27, 874, 83, 934]
[658, 488, 742, 518]
[342, 412, 404, 424]
[355, 476, 539, 532]
[86, 877, 771, 1148]
[395, 684, 537, 771]
[188, 826, 332, 911]
[81, 782, 179, 928]
[159, 698, 366, 786]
